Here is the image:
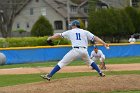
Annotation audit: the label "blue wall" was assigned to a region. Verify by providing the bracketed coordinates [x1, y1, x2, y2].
[90, 44, 140, 58]
[0, 44, 140, 64]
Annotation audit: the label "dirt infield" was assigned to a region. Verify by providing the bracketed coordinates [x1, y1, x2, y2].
[0, 75, 140, 93]
[0, 63, 140, 93]
[0, 63, 140, 75]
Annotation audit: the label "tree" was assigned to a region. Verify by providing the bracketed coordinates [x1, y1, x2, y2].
[0, 0, 30, 38]
[78, 19, 85, 29]
[88, 0, 98, 32]
[125, 7, 140, 34]
[88, 8, 134, 42]
[31, 16, 53, 37]
[113, 9, 135, 42]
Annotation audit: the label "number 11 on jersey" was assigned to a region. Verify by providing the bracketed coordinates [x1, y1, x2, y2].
[76, 33, 81, 40]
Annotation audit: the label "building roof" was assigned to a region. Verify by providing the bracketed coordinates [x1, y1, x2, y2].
[44, 0, 87, 18]
[43, 0, 67, 18]
[79, 0, 88, 7]
[15, 0, 130, 19]
[16, 0, 32, 15]
[55, 0, 78, 6]
[100, 0, 129, 8]
[15, 0, 87, 19]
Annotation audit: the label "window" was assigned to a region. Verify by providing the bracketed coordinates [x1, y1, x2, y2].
[132, 0, 139, 7]
[41, 8, 46, 16]
[70, 6, 77, 12]
[17, 23, 20, 28]
[26, 23, 30, 28]
[84, 6, 88, 13]
[30, 8, 34, 15]
[54, 21, 63, 30]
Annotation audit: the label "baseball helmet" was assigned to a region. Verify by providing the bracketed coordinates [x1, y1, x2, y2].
[94, 46, 98, 49]
[70, 20, 80, 26]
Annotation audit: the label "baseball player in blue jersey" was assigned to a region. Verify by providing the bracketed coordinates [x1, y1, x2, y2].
[41, 20, 109, 81]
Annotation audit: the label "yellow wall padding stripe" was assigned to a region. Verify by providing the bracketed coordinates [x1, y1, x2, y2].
[0, 45, 72, 50]
[0, 43, 140, 50]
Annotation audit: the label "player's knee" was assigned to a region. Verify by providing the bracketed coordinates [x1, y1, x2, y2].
[57, 63, 63, 68]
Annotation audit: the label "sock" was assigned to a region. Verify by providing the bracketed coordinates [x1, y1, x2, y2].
[91, 62, 102, 74]
[48, 65, 61, 77]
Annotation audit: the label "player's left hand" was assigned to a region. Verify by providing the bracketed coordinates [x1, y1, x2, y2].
[99, 62, 106, 70]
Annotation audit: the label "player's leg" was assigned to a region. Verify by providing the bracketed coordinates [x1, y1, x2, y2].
[91, 57, 98, 70]
[87, 57, 97, 70]
[49, 50, 78, 76]
[82, 50, 105, 77]
[99, 57, 106, 69]
[41, 49, 79, 80]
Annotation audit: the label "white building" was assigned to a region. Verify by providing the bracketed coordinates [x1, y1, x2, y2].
[12, 0, 138, 35]
[12, 0, 88, 33]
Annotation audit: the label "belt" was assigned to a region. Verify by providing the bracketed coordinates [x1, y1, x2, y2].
[73, 46, 86, 49]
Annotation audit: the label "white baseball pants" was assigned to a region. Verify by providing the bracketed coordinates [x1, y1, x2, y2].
[58, 48, 93, 68]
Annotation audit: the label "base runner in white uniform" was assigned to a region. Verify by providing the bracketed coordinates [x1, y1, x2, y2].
[41, 20, 109, 81]
[90, 46, 106, 69]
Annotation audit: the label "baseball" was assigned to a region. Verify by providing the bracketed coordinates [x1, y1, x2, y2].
[106, 47, 110, 49]
[0, 53, 6, 65]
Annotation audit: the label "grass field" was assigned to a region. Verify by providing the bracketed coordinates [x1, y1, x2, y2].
[0, 71, 140, 93]
[0, 70, 140, 87]
[109, 90, 140, 93]
[0, 56, 140, 69]
[89, 90, 140, 93]
[0, 56, 140, 93]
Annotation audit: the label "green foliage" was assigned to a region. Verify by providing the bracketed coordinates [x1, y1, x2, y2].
[119, 10, 135, 35]
[88, 8, 135, 43]
[111, 90, 140, 93]
[6, 37, 47, 47]
[0, 37, 70, 48]
[88, 0, 98, 31]
[125, 7, 140, 34]
[53, 38, 71, 45]
[0, 38, 8, 47]
[13, 29, 26, 34]
[31, 16, 53, 37]
[78, 18, 85, 29]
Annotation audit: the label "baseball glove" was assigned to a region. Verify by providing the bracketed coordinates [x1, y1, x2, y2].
[99, 62, 106, 70]
[47, 39, 54, 46]
[90, 40, 95, 45]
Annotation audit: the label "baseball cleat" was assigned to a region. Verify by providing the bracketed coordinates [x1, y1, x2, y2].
[99, 73, 105, 77]
[40, 74, 51, 81]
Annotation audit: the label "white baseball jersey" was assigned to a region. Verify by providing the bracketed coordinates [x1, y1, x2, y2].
[90, 50, 105, 62]
[57, 28, 95, 68]
[129, 38, 136, 43]
[61, 28, 94, 48]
